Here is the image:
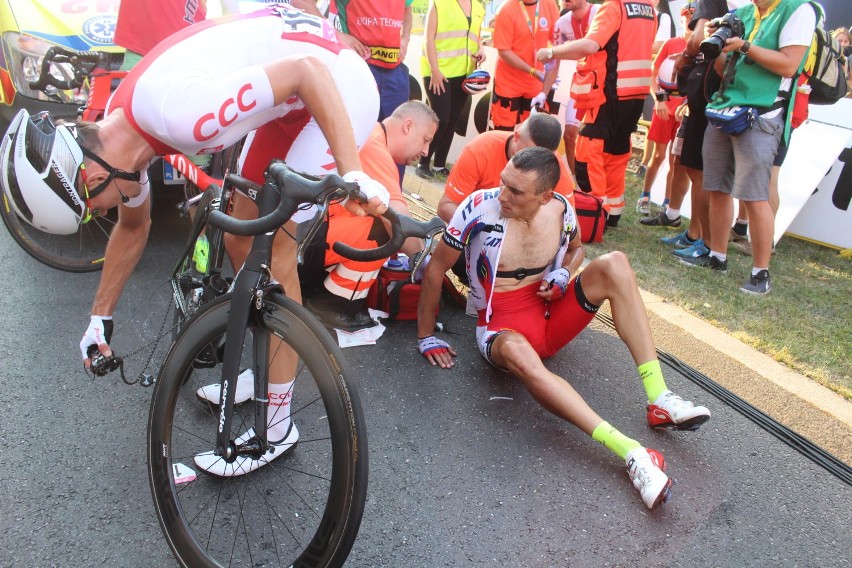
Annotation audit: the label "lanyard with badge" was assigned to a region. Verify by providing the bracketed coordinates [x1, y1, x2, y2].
[518, 0, 540, 38]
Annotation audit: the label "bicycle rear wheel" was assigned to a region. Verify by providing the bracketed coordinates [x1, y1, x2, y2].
[148, 292, 368, 568]
[0, 191, 115, 272]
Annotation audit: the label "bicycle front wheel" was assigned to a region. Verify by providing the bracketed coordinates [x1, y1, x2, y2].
[0, 191, 115, 272]
[148, 292, 368, 568]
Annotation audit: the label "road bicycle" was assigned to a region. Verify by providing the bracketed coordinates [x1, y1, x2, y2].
[0, 46, 226, 272]
[13, 46, 446, 566]
[143, 160, 442, 567]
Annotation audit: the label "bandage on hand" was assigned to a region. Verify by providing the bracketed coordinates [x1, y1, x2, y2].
[342, 170, 390, 207]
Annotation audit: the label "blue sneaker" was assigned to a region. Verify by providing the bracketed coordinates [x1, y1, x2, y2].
[672, 239, 709, 259]
[660, 230, 694, 247]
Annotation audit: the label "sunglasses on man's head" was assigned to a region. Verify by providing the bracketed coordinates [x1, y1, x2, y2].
[79, 146, 141, 199]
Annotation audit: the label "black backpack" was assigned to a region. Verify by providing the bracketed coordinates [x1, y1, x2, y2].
[805, 1, 849, 105]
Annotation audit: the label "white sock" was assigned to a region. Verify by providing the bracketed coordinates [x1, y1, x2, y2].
[666, 208, 680, 220]
[709, 251, 727, 262]
[267, 380, 294, 441]
[235, 369, 255, 401]
[752, 267, 768, 276]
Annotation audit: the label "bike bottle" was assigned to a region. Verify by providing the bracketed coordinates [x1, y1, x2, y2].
[193, 235, 210, 274]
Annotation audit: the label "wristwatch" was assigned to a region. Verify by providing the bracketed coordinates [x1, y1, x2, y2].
[738, 41, 751, 55]
[655, 91, 668, 102]
[545, 48, 554, 60]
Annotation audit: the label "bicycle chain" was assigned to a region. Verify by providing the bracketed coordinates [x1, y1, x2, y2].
[92, 297, 183, 387]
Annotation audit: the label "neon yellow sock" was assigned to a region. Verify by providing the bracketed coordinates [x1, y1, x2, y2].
[591, 421, 641, 461]
[638, 359, 667, 403]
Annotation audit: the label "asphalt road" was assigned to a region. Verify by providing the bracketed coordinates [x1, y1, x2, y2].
[0, 190, 849, 568]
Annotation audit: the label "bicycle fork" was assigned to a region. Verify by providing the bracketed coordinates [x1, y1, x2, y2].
[214, 247, 278, 462]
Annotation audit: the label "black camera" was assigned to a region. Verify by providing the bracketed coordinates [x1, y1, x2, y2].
[699, 13, 745, 59]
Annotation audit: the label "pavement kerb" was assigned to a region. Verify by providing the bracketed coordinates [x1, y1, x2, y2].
[637, 289, 852, 429]
[401, 167, 852, 463]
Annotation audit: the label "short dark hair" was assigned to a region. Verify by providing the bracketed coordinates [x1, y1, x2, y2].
[511, 146, 560, 194]
[73, 121, 103, 155]
[524, 113, 562, 151]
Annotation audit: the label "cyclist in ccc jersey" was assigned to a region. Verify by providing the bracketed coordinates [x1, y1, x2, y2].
[1, 6, 387, 475]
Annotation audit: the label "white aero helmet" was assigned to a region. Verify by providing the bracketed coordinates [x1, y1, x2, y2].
[1, 109, 86, 235]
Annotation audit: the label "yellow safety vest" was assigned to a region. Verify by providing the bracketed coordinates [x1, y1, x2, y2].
[421, 0, 485, 78]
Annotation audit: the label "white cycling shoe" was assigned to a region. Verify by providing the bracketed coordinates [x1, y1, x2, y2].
[626, 447, 673, 510]
[195, 368, 255, 406]
[194, 422, 299, 478]
[647, 390, 711, 431]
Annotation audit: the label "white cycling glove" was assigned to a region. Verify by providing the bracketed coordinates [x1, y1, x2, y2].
[80, 315, 114, 361]
[418, 335, 452, 359]
[342, 170, 390, 207]
[543, 267, 571, 300]
[531, 92, 547, 110]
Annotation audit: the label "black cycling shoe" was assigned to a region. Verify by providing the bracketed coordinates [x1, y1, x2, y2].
[304, 291, 377, 331]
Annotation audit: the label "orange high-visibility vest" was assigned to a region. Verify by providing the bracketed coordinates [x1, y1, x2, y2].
[577, 0, 656, 102]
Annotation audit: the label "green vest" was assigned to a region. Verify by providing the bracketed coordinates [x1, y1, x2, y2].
[708, 0, 811, 138]
[421, 0, 485, 78]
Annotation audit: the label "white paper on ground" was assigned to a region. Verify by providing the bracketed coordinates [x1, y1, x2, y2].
[335, 313, 387, 348]
[173, 462, 197, 485]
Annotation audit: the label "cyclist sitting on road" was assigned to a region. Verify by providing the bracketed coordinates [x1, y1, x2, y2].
[416, 147, 711, 510]
[230, 100, 438, 331]
[437, 112, 575, 296]
[0, 6, 388, 476]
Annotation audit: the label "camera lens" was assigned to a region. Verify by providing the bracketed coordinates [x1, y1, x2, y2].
[699, 34, 727, 59]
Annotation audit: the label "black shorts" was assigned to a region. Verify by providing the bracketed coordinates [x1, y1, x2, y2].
[680, 108, 709, 170]
[679, 60, 721, 171]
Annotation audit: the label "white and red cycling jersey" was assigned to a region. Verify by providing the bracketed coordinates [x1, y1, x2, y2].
[443, 189, 578, 323]
[107, 5, 379, 161]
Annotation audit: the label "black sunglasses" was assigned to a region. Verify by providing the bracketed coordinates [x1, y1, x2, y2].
[79, 146, 141, 200]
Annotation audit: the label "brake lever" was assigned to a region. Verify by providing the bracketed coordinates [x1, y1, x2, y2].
[296, 199, 332, 265]
[409, 230, 443, 282]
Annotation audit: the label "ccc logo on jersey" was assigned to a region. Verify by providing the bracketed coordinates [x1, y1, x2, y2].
[193, 83, 257, 142]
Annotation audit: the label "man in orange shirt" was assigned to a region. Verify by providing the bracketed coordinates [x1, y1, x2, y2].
[438, 113, 575, 223]
[240, 101, 438, 330]
[538, 0, 656, 227]
[491, 0, 560, 130]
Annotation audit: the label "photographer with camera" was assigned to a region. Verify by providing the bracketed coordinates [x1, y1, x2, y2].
[642, 2, 747, 251]
[678, 0, 816, 296]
